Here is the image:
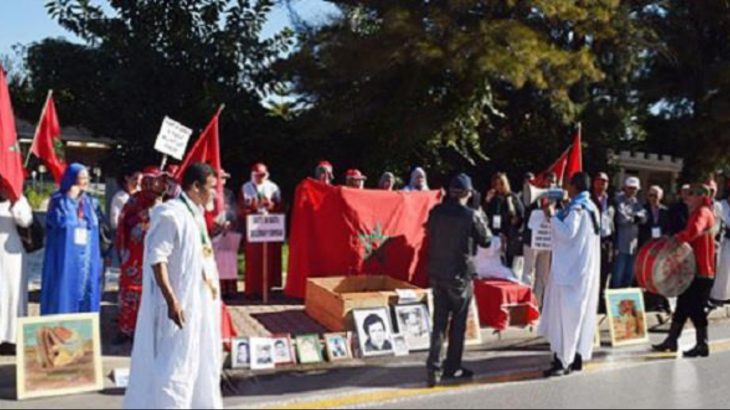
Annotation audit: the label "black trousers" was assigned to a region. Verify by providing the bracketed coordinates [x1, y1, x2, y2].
[427, 279, 473, 374]
[673, 277, 714, 332]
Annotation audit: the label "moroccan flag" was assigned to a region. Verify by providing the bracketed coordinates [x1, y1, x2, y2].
[175, 107, 224, 212]
[0, 65, 25, 202]
[533, 125, 583, 187]
[31, 92, 66, 184]
[284, 179, 443, 299]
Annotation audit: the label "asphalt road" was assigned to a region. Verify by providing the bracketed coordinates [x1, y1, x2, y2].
[365, 349, 730, 409]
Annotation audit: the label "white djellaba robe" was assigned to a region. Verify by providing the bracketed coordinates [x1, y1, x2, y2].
[0, 197, 33, 344]
[538, 206, 601, 369]
[124, 193, 222, 409]
[711, 200, 730, 301]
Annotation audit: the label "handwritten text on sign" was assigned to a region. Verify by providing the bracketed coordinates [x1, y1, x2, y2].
[528, 212, 552, 251]
[154, 116, 193, 160]
[247, 214, 286, 243]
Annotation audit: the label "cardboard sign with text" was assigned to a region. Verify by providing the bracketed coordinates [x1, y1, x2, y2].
[153, 116, 193, 160]
[528, 211, 552, 251]
[247, 214, 286, 243]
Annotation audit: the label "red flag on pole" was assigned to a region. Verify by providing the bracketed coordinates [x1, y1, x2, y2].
[0, 65, 25, 202]
[565, 124, 583, 181]
[533, 124, 583, 187]
[175, 106, 225, 212]
[30, 92, 66, 184]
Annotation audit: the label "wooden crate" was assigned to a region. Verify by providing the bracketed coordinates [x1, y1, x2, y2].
[305, 276, 429, 332]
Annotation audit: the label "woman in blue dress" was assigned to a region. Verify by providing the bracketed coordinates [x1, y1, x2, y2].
[41, 163, 103, 315]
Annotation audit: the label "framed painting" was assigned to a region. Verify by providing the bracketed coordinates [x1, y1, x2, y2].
[16, 313, 103, 400]
[605, 289, 650, 347]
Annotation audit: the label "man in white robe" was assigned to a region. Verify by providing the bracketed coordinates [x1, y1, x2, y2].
[124, 163, 222, 409]
[0, 193, 33, 349]
[538, 172, 601, 377]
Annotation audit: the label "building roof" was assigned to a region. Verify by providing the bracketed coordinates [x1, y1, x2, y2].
[15, 118, 119, 147]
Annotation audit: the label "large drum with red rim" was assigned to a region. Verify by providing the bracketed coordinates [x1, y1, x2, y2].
[635, 238, 696, 297]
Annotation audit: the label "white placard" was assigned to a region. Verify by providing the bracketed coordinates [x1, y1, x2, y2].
[247, 214, 286, 243]
[153, 116, 193, 160]
[113, 368, 130, 388]
[528, 211, 552, 251]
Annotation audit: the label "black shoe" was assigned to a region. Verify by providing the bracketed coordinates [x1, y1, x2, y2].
[442, 368, 474, 381]
[571, 354, 583, 372]
[652, 340, 678, 353]
[427, 370, 442, 388]
[544, 359, 571, 378]
[683, 344, 710, 358]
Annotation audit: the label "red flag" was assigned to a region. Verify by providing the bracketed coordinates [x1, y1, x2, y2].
[533, 125, 583, 187]
[0, 65, 25, 202]
[565, 125, 583, 181]
[31, 92, 66, 184]
[284, 179, 443, 298]
[175, 107, 224, 212]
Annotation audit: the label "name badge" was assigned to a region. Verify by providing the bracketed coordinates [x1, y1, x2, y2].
[74, 228, 89, 246]
[493, 215, 502, 230]
[601, 214, 612, 238]
[652, 227, 662, 239]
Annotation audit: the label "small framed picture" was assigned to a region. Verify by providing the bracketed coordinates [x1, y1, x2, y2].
[250, 338, 276, 371]
[324, 333, 352, 362]
[392, 334, 410, 357]
[393, 304, 431, 351]
[605, 288, 650, 347]
[231, 337, 251, 369]
[271, 334, 296, 366]
[353, 307, 395, 357]
[295, 334, 324, 364]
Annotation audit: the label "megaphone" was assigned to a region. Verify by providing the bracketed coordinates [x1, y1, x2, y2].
[525, 184, 566, 205]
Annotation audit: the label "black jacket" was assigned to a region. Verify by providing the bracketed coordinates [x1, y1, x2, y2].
[427, 199, 492, 283]
[638, 204, 670, 247]
[667, 200, 689, 236]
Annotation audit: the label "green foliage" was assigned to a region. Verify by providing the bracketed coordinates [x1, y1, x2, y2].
[12, 0, 295, 191]
[279, 0, 656, 186]
[24, 185, 55, 211]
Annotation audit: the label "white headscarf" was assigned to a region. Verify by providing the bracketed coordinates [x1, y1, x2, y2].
[403, 167, 429, 192]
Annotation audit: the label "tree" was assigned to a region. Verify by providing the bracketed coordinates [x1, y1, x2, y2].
[279, 0, 652, 186]
[13, 0, 294, 187]
[639, 0, 730, 178]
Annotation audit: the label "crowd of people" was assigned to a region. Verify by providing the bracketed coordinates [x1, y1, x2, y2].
[0, 156, 729, 405]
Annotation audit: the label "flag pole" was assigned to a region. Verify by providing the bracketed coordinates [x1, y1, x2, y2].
[25, 90, 53, 168]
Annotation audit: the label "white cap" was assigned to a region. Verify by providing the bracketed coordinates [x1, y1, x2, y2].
[624, 177, 641, 190]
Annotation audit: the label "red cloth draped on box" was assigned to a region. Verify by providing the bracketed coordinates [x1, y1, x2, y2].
[474, 279, 540, 331]
[285, 179, 443, 299]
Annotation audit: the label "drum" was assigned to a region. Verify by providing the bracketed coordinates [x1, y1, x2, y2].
[635, 238, 696, 297]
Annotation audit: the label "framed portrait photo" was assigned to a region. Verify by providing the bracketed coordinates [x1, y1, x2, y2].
[231, 337, 251, 369]
[249, 338, 276, 371]
[271, 334, 296, 366]
[295, 334, 324, 365]
[16, 313, 103, 400]
[392, 334, 410, 357]
[393, 304, 431, 351]
[353, 308, 395, 357]
[324, 333, 352, 362]
[605, 288, 650, 347]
